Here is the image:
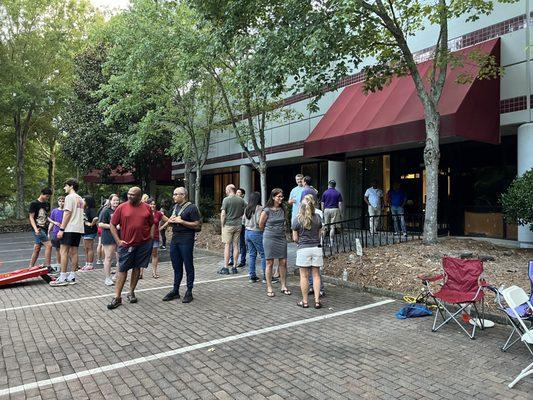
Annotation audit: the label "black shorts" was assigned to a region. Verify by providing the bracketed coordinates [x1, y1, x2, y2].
[117, 240, 152, 272]
[51, 238, 61, 249]
[61, 232, 82, 247]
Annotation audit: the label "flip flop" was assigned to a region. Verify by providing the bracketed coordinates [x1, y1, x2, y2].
[152, 273, 160, 279]
[281, 288, 291, 296]
[267, 291, 275, 298]
[297, 300, 309, 308]
[314, 302, 322, 309]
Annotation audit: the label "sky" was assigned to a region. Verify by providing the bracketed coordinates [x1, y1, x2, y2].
[90, 0, 130, 11]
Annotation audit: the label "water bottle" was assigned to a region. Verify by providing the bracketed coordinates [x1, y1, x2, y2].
[342, 268, 348, 282]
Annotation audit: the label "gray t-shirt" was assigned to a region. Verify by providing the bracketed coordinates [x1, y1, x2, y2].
[292, 214, 322, 249]
[244, 205, 263, 231]
[221, 195, 246, 226]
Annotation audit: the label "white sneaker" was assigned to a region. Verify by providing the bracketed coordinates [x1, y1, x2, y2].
[104, 277, 114, 286]
[50, 278, 68, 287]
[96, 260, 104, 265]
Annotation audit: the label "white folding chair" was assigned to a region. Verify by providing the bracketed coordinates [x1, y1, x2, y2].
[501, 285, 533, 388]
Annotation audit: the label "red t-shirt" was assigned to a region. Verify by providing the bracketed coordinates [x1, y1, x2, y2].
[153, 210, 163, 241]
[111, 202, 154, 247]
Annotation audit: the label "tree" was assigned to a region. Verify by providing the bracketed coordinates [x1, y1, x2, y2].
[0, 0, 95, 218]
[501, 169, 533, 231]
[188, 0, 298, 205]
[238, 0, 513, 244]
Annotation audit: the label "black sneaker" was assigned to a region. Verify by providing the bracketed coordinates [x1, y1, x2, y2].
[231, 267, 239, 274]
[107, 297, 122, 310]
[271, 276, 280, 283]
[219, 267, 230, 275]
[182, 290, 193, 303]
[249, 276, 259, 283]
[228, 261, 234, 266]
[162, 291, 180, 301]
[127, 293, 138, 303]
[237, 263, 246, 268]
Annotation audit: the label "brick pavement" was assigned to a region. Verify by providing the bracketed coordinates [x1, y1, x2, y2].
[0, 250, 532, 399]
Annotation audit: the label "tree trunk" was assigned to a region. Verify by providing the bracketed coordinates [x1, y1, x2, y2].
[15, 127, 26, 219]
[48, 145, 56, 205]
[259, 159, 268, 206]
[422, 111, 441, 245]
[195, 167, 202, 207]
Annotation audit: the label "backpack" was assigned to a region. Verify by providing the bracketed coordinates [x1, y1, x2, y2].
[173, 202, 202, 232]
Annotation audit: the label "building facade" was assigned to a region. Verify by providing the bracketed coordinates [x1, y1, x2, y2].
[172, 1, 533, 248]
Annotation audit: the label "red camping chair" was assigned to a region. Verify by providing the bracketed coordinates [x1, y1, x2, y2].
[418, 257, 488, 339]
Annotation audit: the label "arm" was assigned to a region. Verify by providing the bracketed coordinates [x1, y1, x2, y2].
[150, 223, 155, 240]
[220, 210, 226, 227]
[175, 217, 200, 230]
[57, 210, 72, 239]
[292, 230, 299, 243]
[110, 223, 127, 247]
[258, 211, 267, 231]
[29, 213, 39, 234]
[364, 196, 370, 206]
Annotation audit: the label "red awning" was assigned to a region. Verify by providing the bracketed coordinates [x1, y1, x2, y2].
[304, 38, 500, 158]
[84, 168, 136, 184]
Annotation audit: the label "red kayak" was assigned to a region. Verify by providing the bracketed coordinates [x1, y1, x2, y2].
[0, 265, 53, 286]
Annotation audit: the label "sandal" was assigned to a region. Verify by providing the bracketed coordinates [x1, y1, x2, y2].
[280, 288, 292, 296]
[314, 302, 322, 309]
[267, 291, 275, 298]
[152, 273, 160, 279]
[297, 300, 309, 308]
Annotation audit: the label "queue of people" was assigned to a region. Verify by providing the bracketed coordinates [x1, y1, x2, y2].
[29, 173, 408, 310]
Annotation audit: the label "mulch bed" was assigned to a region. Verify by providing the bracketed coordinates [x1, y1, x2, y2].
[173, 223, 533, 312]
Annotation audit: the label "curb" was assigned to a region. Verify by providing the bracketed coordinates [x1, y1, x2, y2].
[193, 246, 510, 326]
[322, 274, 510, 326]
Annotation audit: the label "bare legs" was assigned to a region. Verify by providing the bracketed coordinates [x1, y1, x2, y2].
[84, 238, 94, 265]
[103, 244, 116, 280]
[265, 258, 288, 296]
[29, 241, 52, 268]
[299, 267, 321, 305]
[151, 247, 159, 277]
[114, 268, 141, 299]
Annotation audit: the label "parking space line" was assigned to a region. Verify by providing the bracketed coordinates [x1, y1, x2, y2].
[0, 299, 394, 397]
[0, 274, 246, 313]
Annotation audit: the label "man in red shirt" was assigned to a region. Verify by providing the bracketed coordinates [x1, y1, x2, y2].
[107, 186, 154, 309]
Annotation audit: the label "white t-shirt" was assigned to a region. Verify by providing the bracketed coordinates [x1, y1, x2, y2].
[364, 187, 383, 208]
[64, 193, 85, 233]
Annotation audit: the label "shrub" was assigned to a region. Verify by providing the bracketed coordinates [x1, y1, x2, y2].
[209, 215, 222, 235]
[501, 168, 533, 230]
[198, 195, 216, 222]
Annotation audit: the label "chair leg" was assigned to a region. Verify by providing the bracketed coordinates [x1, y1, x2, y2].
[431, 301, 477, 339]
[502, 326, 521, 352]
[508, 361, 533, 388]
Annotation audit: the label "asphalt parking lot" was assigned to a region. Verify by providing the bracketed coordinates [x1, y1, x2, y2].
[0, 236, 532, 399]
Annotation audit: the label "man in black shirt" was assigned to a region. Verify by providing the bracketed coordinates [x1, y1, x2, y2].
[162, 187, 201, 304]
[28, 188, 53, 268]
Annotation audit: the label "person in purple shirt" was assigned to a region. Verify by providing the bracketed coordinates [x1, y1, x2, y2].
[387, 182, 407, 236]
[48, 196, 65, 265]
[321, 179, 343, 245]
[300, 176, 319, 204]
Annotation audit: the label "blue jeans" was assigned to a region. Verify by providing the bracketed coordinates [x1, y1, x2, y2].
[169, 239, 195, 292]
[245, 230, 266, 278]
[391, 206, 406, 234]
[229, 225, 246, 265]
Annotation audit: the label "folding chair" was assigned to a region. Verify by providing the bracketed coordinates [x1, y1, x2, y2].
[419, 257, 488, 339]
[501, 285, 533, 388]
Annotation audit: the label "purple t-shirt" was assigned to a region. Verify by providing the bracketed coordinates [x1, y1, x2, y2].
[300, 187, 318, 204]
[321, 188, 343, 209]
[49, 208, 64, 239]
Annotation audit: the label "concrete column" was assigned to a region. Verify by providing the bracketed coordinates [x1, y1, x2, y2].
[327, 160, 346, 201]
[517, 123, 533, 248]
[239, 164, 252, 202]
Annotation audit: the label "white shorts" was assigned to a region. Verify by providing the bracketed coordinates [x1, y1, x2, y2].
[296, 246, 324, 267]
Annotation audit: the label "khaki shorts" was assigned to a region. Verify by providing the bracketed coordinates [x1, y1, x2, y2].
[222, 225, 242, 244]
[324, 208, 342, 225]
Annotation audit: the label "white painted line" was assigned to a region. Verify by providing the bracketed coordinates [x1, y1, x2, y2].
[0, 275, 246, 313]
[0, 298, 394, 396]
[0, 248, 35, 254]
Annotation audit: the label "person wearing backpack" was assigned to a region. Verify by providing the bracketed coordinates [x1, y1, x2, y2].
[162, 187, 201, 304]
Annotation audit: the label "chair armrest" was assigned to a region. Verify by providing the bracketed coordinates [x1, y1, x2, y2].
[417, 273, 443, 282]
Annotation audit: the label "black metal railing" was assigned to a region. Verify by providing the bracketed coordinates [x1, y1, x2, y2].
[322, 213, 424, 256]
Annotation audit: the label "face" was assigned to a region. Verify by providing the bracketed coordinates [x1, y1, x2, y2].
[58, 198, 65, 207]
[149, 201, 156, 211]
[173, 189, 186, 204]
[63, 184, 71, 193]
[273, 192, 283, 205]
[295, 177, 302, 186]
[42, 194, 51, 201]
[127, 189, 141, 204]
[111, 196, 120, 208]
[236, 190, 244, 198]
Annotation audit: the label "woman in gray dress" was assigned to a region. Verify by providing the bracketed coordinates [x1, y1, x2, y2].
[259, 188, 290, 298]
